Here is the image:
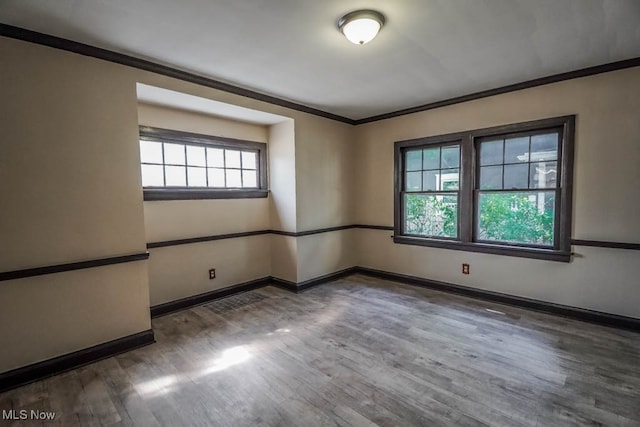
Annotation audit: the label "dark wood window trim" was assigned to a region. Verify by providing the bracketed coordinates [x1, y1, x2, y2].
[139, 126, 268, 201]
[394, 116, 575, 262]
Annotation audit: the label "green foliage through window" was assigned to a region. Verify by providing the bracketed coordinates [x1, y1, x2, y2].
[405, 194, 458, 238]
[395, 116, 574, 260]
[405, 192, 555, 245]
[478, 192, 555, 245]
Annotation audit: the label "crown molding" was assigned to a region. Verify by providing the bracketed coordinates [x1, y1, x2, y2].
[0, 23, 356, 125]
[1, 23, 639, 125]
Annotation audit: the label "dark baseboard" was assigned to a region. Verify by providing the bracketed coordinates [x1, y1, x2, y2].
[151, 265, 640, 332]
[5, 265, 636, 394]
[271, 267, 358, 293]
[0, 329, 155, 393]
[149, 269, 357, 317]
[269, 277, 298, 292]
[354, 267, 640, 332]
[150, 277, 272, 317]
[151, 269, 357, 317]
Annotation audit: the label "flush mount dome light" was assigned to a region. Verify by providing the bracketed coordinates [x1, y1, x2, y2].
[338, 9, 385, 45]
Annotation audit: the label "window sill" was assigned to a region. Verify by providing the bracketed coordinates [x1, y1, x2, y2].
[393, 235, 571, 262]
[143, 189, 269, 201]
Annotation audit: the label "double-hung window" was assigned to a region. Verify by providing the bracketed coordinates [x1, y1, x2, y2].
[139, 126, 268, 200]
[394, 116, 574, 261]
[403, 142, 461, 239]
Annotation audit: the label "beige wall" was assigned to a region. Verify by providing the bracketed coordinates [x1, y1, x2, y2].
[1, 33, 638, 374]
[137, 103, 268, 143]
[138, 103, 273, 306]
[0, 43, 147, 270]
[289, 113, 355, 282]
[0, 35, 354, 372]
[144, 199, 270, 243]
[294, 118, 355, 231]
[0, 263, 150, 373]
[270, 235, 298, 283]
[268, 120, 297, 233]
[148, 236, 271, 306]
[0, 37, 151, 372]
[297, 230, 356, 283]
[268, 120, 299, 282]
[138, 103, 271, 245]
[353, 67, 640, 318]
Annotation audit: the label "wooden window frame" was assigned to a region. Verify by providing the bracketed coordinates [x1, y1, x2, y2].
[139, 126, 268, 201]
[394, 116, 575, 262]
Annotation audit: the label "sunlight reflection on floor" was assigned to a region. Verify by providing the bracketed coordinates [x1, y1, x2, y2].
[135, 375, 178, 398]
[199, 345, 252, 375]
[134, 346, 253, 398]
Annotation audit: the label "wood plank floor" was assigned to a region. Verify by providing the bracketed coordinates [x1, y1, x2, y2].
[1, 274, 639, 426]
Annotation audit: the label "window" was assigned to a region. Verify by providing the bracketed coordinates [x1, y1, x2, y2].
[404, 143, 460, 239]
[394, 116, 575, 261]
[139, 126, 267, 200]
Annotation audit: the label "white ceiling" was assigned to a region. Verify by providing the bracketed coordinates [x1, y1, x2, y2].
[1, 0, 639, 120]
[137, 84, 289, 125]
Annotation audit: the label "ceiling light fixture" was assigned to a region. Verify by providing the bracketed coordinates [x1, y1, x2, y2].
[337, 10, 385, 45]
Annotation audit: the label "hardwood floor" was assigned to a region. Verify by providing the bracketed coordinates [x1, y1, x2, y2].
[1, 274, 639, 426]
